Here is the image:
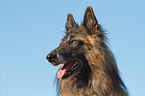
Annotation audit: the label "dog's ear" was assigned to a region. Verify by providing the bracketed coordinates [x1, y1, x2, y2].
[83, 6, 98, 33]
[65, 13, 78, 33]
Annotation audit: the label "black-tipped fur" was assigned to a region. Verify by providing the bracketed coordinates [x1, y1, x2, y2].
[47, 6, 128, 96]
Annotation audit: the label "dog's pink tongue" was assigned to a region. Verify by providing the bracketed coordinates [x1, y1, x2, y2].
[57, 62, 75, 79]
[57, 69, 67, 79]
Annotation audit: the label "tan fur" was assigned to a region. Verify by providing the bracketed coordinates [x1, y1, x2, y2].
[47, 6, 128, 96]
[58, 26, 128, 95]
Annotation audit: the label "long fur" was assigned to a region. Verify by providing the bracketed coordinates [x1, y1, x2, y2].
[47, 6, 128, 96]
[57, 25, 128, 96]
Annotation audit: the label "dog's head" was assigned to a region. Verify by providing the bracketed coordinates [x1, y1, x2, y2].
[46, 6, 129, 96]
[46, 6, 105, 80]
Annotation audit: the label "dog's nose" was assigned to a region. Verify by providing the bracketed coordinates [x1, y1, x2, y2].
[46, 54, 55, 63]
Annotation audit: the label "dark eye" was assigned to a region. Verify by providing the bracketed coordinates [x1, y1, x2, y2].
[69, 40, 84, 46]
[70, 40, 78, 45]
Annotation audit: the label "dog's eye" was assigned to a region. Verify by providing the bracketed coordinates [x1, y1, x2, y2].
[69, 40, 83, 46]
[70, 40, 78, 45]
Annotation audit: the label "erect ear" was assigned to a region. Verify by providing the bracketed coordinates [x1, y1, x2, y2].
[65, 13, 78, 33]
[83, 6, 98, 33]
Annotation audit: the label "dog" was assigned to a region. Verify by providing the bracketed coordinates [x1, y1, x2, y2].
[46, 6, 128, 96]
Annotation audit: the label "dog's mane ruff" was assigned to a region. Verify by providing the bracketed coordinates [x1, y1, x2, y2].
[88, 44, 128, 96]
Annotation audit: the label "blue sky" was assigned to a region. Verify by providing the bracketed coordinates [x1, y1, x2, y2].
[0, 0, 145, 96]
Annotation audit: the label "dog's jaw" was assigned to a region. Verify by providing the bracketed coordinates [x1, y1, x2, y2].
[57, 60, 81, 79]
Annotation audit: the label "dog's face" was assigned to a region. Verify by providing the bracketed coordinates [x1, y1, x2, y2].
[46, 7, 104, 79]
[47, 26, 91, 79]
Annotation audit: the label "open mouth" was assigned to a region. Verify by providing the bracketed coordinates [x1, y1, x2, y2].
[57, 60, 81, 79]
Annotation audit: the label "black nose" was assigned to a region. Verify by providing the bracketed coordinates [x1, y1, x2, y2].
[46, 54, 55, 63]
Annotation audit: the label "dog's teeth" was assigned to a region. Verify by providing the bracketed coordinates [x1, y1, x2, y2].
[73, 63, 76, 66]
[73, 63, 78, 67]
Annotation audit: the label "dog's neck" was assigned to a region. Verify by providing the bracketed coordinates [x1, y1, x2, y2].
[58, 71, 127, 96]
